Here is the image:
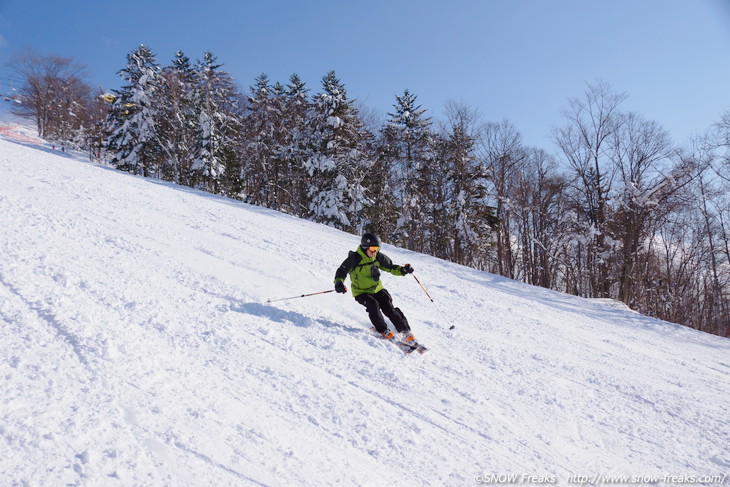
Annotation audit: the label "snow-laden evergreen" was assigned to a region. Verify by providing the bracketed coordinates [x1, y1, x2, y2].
[103, 44, 162, 177]
[191, 52, 240, 193]
[243, 73, 280, 208]
[157, 50, 199, 185]
[382, 89, 436, 249]
[1, 127, 729, 486]
[439, 112, 498, 266]
[305, 71, 373, 231]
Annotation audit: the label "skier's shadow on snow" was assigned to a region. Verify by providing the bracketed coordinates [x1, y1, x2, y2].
[233, 302, 361, 334]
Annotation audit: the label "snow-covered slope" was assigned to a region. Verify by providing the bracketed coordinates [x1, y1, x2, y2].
[1, 129, 728, 486]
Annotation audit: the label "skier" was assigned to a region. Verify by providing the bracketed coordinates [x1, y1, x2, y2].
[334, 233, 418, 345]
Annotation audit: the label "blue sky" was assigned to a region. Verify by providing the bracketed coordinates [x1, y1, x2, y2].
[1, 0, 729, 148]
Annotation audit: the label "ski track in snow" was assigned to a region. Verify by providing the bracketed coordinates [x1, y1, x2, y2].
[1, 126, 729, 486]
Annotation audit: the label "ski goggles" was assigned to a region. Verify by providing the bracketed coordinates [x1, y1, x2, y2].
[366, 246, 380, 253]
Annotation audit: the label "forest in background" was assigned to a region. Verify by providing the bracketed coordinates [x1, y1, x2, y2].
[6, 45, 730, 337]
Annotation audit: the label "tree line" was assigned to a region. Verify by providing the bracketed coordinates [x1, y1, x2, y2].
[7, 45, 730, 338]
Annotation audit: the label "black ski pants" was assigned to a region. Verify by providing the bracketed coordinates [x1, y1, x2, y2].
[354, 289, 410, 334]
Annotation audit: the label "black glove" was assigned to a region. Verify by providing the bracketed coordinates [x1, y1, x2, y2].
[335, 281, 347, 294]
[402, 264, 414, 275]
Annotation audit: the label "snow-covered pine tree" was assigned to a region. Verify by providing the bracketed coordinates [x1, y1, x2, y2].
[104, 44, 163, 177]
[278, 74, 311, 217]
[438, 103, 497, 266]
[270, 81, 289, 209]
[157, 51, 198, 185]
[380, 89, 435, 249]
[241, 73, 278, 207]
[191, 52, 241, 194]
[304, 71, 373, 232]
[367, 131, 399, 241]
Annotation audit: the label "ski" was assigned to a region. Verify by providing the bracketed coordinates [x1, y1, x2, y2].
[369, 327, 428, 355]
[396, 340, 428, 355]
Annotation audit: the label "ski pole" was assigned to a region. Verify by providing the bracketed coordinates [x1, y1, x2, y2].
[412, 274, 455, 330]
[266, 289, 336, 304]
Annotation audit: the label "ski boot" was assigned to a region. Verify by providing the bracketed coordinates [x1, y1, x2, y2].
[401, 331, 428, 354]
[401, 331, 418, 345]
[371, 327, 395, 340]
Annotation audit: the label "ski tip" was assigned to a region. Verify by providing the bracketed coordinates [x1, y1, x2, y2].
[401, 343, 428, 355]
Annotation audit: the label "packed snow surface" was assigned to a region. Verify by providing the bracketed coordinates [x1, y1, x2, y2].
[1, 126, 728, 486]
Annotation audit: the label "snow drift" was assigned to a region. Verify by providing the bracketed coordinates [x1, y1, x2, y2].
[1, 126, 728, 486]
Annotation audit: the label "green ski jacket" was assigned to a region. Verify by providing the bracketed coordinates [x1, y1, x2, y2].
[334, 247, 407, 297]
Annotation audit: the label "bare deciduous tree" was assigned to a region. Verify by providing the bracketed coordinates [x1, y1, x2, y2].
[553, 80, 627, 298]
[479, 120, 527, 278]
[7, 48, 93, 142]
[609, 112, 674, 306]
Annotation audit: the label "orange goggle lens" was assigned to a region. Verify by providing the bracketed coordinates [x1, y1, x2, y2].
[367, 246, 380, 253]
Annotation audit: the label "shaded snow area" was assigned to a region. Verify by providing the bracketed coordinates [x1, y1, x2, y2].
[1, 128, 729, 486]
